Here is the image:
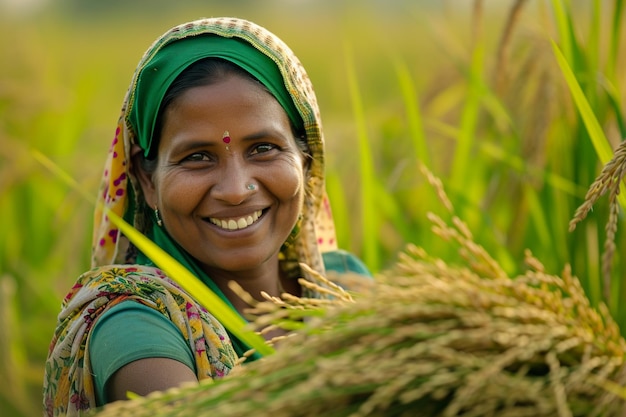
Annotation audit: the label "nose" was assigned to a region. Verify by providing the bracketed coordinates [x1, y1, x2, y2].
[211, 158, 254, 205]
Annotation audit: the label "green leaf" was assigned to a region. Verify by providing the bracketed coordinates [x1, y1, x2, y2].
[551, 41, 626, 208]
[394, 59, 430, 168]
[345, 44, 379, 272]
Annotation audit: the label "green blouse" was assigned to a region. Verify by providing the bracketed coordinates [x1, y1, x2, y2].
[89, 250, 370, 405]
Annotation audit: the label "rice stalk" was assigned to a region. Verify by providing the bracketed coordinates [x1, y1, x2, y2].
[449, 22, 483, 195]
[551, 41, 616, 170]
[569, 139, 626, 302]
[550, 0, 578, 67]
[0, 275, 30, 417]
[92, 201, 626, 417]
[394, 60, 430, 169]
[344, 43, 379, 272]
[493, 0, 529, 92]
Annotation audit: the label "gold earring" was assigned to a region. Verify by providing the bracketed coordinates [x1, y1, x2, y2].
[154, 207, 163, 227]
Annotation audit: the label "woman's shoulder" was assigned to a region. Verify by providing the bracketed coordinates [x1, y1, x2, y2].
[321, 250, 374, 294]
[322, 249, 372, 277]
[59, 264, 174, 314]
[71, 264, 170, 295]
[79, 264, 165, 280]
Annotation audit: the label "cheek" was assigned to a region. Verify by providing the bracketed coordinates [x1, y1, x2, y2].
[266, 158, 305, 201]
[155, 172, 206, 211]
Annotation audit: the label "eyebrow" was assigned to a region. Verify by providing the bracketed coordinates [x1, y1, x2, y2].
[239, 129, 291, 143]
[168, 138, 217, 155]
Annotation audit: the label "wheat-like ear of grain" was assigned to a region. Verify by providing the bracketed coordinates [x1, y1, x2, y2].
[569, 139, 626, 302]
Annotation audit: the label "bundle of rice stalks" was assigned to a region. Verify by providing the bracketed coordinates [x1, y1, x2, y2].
[93, 148, 626, 417]
[93, 207, 626, 417]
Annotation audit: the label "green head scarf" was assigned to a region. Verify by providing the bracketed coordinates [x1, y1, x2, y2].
[128, 34, 303, 159]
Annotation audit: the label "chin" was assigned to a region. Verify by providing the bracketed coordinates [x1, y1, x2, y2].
[208, 251, 277, 273]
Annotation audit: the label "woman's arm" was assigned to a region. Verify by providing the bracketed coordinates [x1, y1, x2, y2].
[89, 301, 199, 405]
[106, 357, 198, 402]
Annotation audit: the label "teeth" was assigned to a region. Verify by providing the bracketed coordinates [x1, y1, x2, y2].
[209, 210, 262, 231]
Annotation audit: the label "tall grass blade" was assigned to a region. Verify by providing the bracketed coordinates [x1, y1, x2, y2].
[479, 141, 586, 198]
[524, 184, 552, 250]
[31, 149, 95, 204]
[603, 78, 626, 138]
[450, 42, 483, 192]
[587, 0, 600, 98]
[345, 44, 379, 272]
[0, 275, 29, 417]
[550, 0, 577, 67]
[325, 172, 350, 250]
[32, 150, 274, 357]
[606, 0, 625, 137]
[394, 59, 430, 168]
[583, 222, 602, 307]
[608, 0, 624, 80]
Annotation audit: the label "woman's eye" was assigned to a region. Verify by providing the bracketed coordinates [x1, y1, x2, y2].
[184, 152, 210, 162]
[251, 144, 277, 155]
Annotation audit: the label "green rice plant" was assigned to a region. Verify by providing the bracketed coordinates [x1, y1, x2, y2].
[0, 275, 30, 417]
[395, 60, 430, 170]
[542, 0, 625, 320]
[552, 42, 617, 174]
[345, 44, 380, 272]
[569, 138, 626, 320]
[337, 0, 626, 317]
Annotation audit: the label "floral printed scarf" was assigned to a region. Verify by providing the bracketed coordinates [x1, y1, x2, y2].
[43, 266, 236, 416]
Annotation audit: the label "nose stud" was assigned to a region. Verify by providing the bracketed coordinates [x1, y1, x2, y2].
[246, 183, 256, 191]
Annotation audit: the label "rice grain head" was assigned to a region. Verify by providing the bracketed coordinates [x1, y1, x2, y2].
[570, 139, 626, 303]
[92, 212, 626, 417]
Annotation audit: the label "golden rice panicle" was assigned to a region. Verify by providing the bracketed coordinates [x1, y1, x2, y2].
[569, 139, 626, 303]
[92, 245, 626, 417]
[569, 139, 626, 231]
[420, 163, 454, 214]
[427, 211, 508, 280]
[226, 266, 353, 345]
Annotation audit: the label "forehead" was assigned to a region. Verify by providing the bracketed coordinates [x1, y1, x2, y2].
[157, 73, 294, 148]
[167, 73, 288, 121]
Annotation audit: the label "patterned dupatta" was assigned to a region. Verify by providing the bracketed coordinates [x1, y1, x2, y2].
[43, 17, 338, 417]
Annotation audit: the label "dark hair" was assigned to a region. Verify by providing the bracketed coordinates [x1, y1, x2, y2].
[140, 58, 308, 172]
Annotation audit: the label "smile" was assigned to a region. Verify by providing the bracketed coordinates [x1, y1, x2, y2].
[208, 210, 263, 231]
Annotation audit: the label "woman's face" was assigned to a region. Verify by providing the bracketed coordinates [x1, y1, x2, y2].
[138, 73, 305, 275]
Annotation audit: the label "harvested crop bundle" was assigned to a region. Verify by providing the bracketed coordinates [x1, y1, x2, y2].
[93, 211, 626, 417]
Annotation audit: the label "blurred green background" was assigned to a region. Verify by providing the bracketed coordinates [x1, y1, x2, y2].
[1, 0, 625, 416]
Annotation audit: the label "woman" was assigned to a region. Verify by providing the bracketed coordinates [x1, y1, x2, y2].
[43, 17, 370, 417]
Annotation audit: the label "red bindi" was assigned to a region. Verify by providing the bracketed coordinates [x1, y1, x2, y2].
[222, 131, 231, 144]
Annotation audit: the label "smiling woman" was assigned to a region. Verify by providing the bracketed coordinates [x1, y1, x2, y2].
[42, 17, 370, 417]
[136, 62, 306, 283]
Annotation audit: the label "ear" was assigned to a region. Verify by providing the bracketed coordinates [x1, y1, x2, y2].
[297, 135, 312, 172]
[131, 144, 158, 209]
